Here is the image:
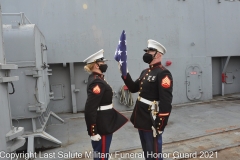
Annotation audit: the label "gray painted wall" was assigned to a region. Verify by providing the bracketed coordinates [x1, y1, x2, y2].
[0, 0, 239, 113]
[0, 0, 239, 62]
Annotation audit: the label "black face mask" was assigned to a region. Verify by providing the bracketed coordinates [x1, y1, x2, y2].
[143, 53, 154, 64]
[97, 63, 108, 73]
[143, 51, 158, 64]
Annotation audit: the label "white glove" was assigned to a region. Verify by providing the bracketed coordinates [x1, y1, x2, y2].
[118, 62, 122, 74]
[152, 126, 162, 137]
[91, 134, 101, 141]
[118, 62, 129, 74]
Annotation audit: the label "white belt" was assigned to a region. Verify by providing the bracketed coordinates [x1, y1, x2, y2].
[138, 96, 159, 120]
[138, 96, 159, 110]
[97, 104, 113, 111]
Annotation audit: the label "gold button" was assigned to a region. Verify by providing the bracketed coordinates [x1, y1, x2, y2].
[93, 129, 94, 131]
[148, 70, 151, 72]
[143, 78, 145, 80]
[146, 74, 148, 76]
[138, 92, 141, 94]
[140, 87, 142, 89]
[159, 123, 161, 125]
[160, 118, 162, 120]
[141, 82, 143, 84]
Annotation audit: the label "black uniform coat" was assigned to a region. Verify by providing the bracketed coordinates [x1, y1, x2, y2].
[85, 72, 128, 136]
[122, 62, 173, 132]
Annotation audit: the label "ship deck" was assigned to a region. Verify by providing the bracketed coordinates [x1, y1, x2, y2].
[33, 93, 240, 160]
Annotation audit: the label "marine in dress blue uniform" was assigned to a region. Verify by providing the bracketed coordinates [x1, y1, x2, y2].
[121, 40, 173, 160]
[83, 49, 128, 160]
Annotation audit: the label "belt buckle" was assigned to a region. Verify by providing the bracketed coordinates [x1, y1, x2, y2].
[153, 100, 157, 105]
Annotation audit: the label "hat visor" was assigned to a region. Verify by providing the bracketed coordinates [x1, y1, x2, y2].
[143, 48, 149, 52]
[143, 47, 157, 52]
[94, 58, 108, 63]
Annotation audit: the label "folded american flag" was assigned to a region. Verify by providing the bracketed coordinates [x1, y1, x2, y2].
[114, 30, 127, 77]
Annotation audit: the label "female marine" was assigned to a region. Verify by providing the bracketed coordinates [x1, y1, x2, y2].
[83, 49, 128, 160]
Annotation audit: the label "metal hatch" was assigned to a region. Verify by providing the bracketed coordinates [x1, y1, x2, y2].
[186, 64, 203, 101]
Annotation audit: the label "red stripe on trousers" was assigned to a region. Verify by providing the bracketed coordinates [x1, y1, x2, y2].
[101, 135, 106, 160]
[155, 138, 158, 160]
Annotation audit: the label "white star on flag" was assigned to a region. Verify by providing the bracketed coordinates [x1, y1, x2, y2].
[126, 51, 127, 55]
[118, 49, 122, 55]
[119, 59, 123, 66]
[114, 30, 127, 77]
[125, 40, 127, 45]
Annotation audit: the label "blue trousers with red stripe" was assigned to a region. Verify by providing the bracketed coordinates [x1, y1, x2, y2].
[138, 130, 163, 160]
[91, 134, 113, 160]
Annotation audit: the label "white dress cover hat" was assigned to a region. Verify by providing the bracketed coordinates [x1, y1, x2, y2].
[83, 49, 107, 64]
[143, 39, 167, 55]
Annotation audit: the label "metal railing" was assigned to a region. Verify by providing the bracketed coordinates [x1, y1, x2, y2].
[2, 12, 31, 25]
